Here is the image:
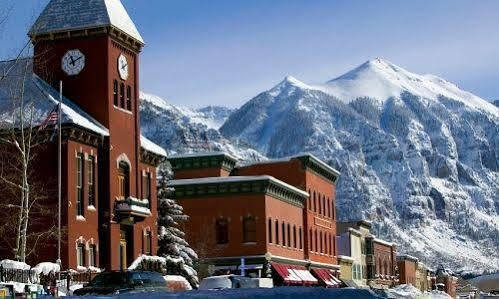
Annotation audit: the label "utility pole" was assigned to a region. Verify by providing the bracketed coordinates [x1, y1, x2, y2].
[57, 81, 62, 280]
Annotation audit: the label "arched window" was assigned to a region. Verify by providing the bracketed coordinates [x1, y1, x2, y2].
[315, 230, 318, 253]
[327, 198, 331, 217]
[320, 231, 323, 253]
[275, 220, 279, 245]
[293, 225, 297, 248]
[216, 218, 229, 244]
[287, 224, 291, 247]
[118, 161, 130, 200]
[282, 222, 286, 246]
[310, 228, 313, 251]
[242, 216, 256, 243]
[313, 192, 317, 212]
[378, 258, 383, 275]
[318, 193, 322, 215]
[268, 218, 272, 244]
[299, 227, 302, 249]
[323, 196, 326, 216]
[120, 82, 125, 108]
[384, 261, 388, 276]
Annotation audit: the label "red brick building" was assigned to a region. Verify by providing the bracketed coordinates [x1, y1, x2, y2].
[397, 255, 418, 286]
[168, 152, 342, 287]
[365, 236, 397, 288]
[0, 0, 166, 271]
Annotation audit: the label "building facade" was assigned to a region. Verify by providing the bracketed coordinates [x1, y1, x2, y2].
[366, 236, 397, 288]
[0, 0, 166, 271]
[168, 152, 342, 287]
[397, 255, 418, 286]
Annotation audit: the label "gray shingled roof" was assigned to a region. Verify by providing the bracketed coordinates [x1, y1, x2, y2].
[29, 0, 144, 44]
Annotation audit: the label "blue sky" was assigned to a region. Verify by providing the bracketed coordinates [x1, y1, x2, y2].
[1, 0, 498, 108]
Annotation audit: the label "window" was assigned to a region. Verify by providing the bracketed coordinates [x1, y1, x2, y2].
[126, 85, 132, 111]
[281, 222, 286, 246]
[384, 261, 388, 276]
[322, 196, 326, 216]
[216, 218, 229, 244]
[77, 244, 85, 267]
[310, 228, 313, 251]
[120, 83, 125, 108]
[88, 156, 95, 207]
[320, 231, 323, 253]
[319, 194, 322, 215]
[143, 172, 152, 208]
[76, 153, 84, 216]
[88, 244, 97, 267]
[293, 226, 297, 249]
[327, 199, 331, 218]
[313, 192, 317, 212]
[314, 230, 318, 253]
[118, 162, 130, 200]
[242, 216, 256, 243]
[332, 201, 335, 219]
[287, 224, 291, 247]
[268, 219, 272, 244]
[275, 220, 279, 245]
[113, 80, 118, 106]
[144, 231, 152, 255]
[299, 227, 302, 249]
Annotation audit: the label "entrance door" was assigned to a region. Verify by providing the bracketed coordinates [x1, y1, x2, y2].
[119, 230, 127, 271]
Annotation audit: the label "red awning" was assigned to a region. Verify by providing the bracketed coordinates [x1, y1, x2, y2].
[271, 263, 318, 285]
[311, 268, 340, 288]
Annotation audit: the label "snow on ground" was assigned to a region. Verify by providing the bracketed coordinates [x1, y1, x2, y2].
[0, 259, 31, 270]
[386, 284, 422, 298]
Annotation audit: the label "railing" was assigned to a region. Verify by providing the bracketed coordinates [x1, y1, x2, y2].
[0, 266, 38, 284]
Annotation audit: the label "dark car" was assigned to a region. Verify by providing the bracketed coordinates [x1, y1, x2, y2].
[73, 271, 169, 296]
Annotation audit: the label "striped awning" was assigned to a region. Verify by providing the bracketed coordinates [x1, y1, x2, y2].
[271, 263, 318, 285]
[311, 268, 341, 287]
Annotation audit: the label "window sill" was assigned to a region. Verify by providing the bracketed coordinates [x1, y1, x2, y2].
[113, 105, 133, 115]
[242, 242, 256, 246]
[76, 216, 86, 221]
[88, 205, 96, 211]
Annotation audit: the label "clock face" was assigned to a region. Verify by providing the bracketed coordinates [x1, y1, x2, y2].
[118, 54, 129, 80]
[61, 49, 85, 76]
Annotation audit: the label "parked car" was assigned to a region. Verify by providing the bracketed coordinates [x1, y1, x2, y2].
[73, 271, 169, 296]
[199, 275, 273, 290]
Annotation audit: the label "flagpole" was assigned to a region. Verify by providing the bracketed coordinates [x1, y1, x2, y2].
[57, 81, 62, 279]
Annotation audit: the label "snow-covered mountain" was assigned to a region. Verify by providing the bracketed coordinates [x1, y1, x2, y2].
[493, 100, 499, 108]
[139, 92, 263, 161]
[220, 58, 499, 273]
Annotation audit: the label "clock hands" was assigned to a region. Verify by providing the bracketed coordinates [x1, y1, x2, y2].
[69, 55, 82, 67]
[121, 62, 128, 71]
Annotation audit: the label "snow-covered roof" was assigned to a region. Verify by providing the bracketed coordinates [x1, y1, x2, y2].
[397, 254, 419, 262]
[0, 259, 31, 270]
[140, 135, 167, 157]
[373, 238, 395, 247]
[170, 175, 310, 198]
[0, 59, 109, 136]
[168, 151, 238, 162]
[29, 0, 144, 44]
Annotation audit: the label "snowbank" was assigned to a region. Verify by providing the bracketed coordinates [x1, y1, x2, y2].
[0, 259, 31, 270]
[387, 284, 422, 298]
[32, 262, 60, 275]
[164, 275, 192, 290]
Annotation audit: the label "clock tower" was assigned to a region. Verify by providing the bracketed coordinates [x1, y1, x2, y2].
[29, 0, 156, 270]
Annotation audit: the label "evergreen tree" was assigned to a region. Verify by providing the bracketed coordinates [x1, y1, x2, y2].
[157, 161, 199, 288]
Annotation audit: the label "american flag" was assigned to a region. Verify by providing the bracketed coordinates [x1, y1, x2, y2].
[39, 105, 59, 130]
